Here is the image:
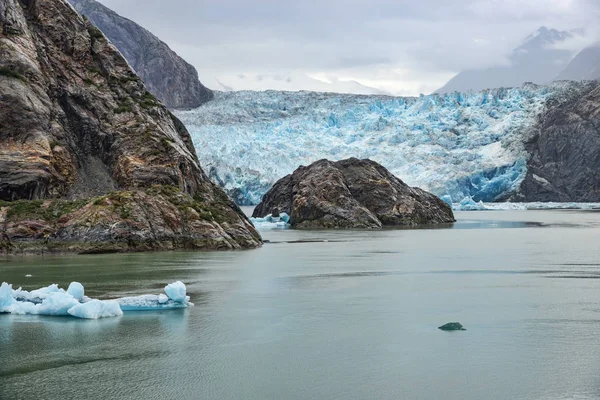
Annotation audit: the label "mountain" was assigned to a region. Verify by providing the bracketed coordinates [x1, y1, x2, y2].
[437, 27, 575, 93]
[174, 82, 595, 206]
[213, 73, 390, 95]
[0, 0, 260, 253]
[554, 43, 600, 81]
[512, 82, 600, 201]
[68, 0, 213, 109]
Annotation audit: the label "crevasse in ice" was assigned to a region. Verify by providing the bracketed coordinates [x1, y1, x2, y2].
[0, 281, 193, 319]
[175, 83, 580, 205]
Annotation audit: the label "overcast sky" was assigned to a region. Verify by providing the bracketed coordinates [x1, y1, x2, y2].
[98, 0, 600, 95]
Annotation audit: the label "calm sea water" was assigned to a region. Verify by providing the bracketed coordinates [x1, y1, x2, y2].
[2, 210, 600, 400]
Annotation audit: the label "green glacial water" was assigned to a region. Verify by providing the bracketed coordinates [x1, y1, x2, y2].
[2, 210, 600, 399]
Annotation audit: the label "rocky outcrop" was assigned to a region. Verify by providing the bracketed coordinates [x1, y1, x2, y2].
[0, 0, 260, 254]
[512, 82, 600, 202]
[68, 0, 213, 109]
[252, 158, 455, 229]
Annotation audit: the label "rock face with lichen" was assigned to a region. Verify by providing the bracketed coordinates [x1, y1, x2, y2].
[253, 158, 455, 229]
[68, 0, 213, 109]
[0, 0, 260, 254]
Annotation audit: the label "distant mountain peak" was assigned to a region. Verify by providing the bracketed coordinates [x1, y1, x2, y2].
[520, 26, 572, 49]
[437, 26, 577, 94]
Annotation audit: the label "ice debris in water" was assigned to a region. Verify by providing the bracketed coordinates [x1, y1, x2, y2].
[117, 281, 193, 311]
[452, 200, 600, 211]
[68, 300, 123, 319]
[174, 83, 585, 205]
[0, 281, 192, 319]
[250, 212, 290, 230]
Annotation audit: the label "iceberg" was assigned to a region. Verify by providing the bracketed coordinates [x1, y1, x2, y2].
[0, 281, 192, 319]
[250, 212, 291, 230]
[68, 300, 123, 319]
[175, 82, 586, 206]
[117, 281, 193, 311]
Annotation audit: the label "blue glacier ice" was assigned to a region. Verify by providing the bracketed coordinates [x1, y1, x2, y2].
[67, 281, 85, 301]
[175, 82, 580, 205]
[68, 300, 123, 319]
[250, 212, 291, 230]
[0, 281, 192, 319]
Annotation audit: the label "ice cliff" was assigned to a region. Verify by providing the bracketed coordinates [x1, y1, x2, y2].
[175, 82, 588, 205]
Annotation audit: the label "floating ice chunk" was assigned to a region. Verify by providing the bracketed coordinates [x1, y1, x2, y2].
[117, 294, 190, 311]
[14, 283, 66, 304]
[67, 282, 85, 301]
[0, 282, 16, 312]
[250, 213, 291, 230]
[68, 300, 123, 319]
[164, 281, 187, 303]
[7, 291, 79, 316]
[117, 282, 192, 311]
[1, 281, 193, 319]
[455, 197, 486, 211]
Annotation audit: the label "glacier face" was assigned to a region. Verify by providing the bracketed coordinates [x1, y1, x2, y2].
[176, 83, 575, 205]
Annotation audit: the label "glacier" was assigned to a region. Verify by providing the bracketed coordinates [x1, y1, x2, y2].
[0, 281, 192, 319]
[175, 82, 582, 206]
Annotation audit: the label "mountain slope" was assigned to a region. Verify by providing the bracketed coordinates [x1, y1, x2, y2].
[555, 44, 600, 81]
[438, 27, 575, 93]
[68, 0, 213, 109]
[0, 0, 260, 253]
[512, 82, 600, 201]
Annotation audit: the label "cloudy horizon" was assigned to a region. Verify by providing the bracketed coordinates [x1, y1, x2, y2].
[98, 0, 600, 96]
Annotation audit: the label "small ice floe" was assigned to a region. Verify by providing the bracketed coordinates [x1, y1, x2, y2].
[0, 281, 192, 320]
[117, 281, 193, 311]
[250, 212, 291, 230]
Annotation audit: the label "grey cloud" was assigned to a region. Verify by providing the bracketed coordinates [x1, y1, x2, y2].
[97, 0, 600, 95]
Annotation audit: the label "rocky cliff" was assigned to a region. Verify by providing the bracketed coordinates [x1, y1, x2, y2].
[68, 0, 213, 109]
[253, 158, 455, 229]
[0, 0, 260, 254]
[513, 82, 600, 202]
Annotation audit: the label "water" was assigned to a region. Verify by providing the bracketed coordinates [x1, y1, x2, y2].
[2, 210, 600, 399]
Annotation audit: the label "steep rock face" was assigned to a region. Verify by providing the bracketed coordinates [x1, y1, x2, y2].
[513, 82, 600, 202]
[68, 0, 213, 109]
[253, 158, 455, 229]
[0, 0, 260, 253]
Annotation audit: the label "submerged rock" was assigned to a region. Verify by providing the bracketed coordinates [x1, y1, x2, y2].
[438, 322, 466, 331]
[0, 0, 260, 254]
[253, 158, 455, 229]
